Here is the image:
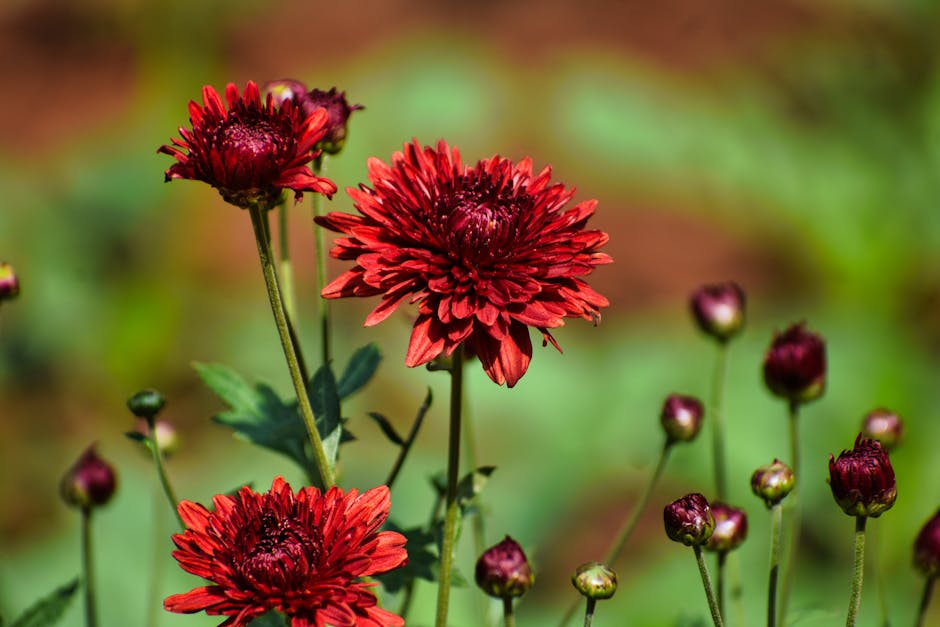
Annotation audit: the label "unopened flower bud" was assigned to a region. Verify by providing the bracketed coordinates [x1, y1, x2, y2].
[860, 408, 904, 451]
[704, 502, 748, 553]
[751, 459, 795, 508]
[762, 322, 826, 404]
[60, 445, 117, 509]
[127, 389, 166, 422]
[660, 393, 704, 444]
[571, 562, 617, 600]
[913, 508, 940, 578]
[302, 87, 363, 155]
[263, 79, 309, 109]
[664, 493, 714, 546]
[475, 536, 534, 599]
[828, 434, 896, 518]
[135, 419, 180, 457]
[0, 262, 19, 302]
[690, 282, 745, 342]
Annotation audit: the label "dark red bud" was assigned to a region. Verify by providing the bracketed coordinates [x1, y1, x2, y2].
[704, 502, 748, 553]
[913, 508, 940, 578]
[860, 408, 904, 451]
[828, 434, 896, 518]
[660, 393, 704, 444]
[664, 493, 714, 546]
[762, 322, 826, 404]
[474, 535, 534, 599]
[60, 445, 117, 509]
[689, 282, 745, 342]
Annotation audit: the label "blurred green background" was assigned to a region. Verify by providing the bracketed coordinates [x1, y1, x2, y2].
[2, 0, 940, 625]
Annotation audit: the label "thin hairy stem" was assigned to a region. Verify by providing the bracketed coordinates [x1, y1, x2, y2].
[81, 509, 97, 627]
[248, 203, 334, 488]
[779, 400, 802, 625]
[846, 516, 868, 627]
[582, 598, 597, 627]
[434, 345, 465, 627]
[695, 544, 725, 627]
[768, 503, 783, 627]
[503, 597, 516, 627]
[147, 419, 183, 530]
[915, 577, 935, 627]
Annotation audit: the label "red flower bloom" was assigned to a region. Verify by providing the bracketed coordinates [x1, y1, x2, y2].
[315, 140, 612, 387]
[164, 477, 407, 627]
[159, 81, 337, 209]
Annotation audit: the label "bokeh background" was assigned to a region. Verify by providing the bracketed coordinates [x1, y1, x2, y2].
[2, 0, 940, 625]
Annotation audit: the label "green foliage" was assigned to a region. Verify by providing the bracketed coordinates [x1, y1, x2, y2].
[336, 343, 382, 398]
[377, 524, 438, 594]
[9, 578, 78, 627]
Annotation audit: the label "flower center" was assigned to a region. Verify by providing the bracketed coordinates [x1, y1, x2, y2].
[444, 183, 528, 265]
[216, 118, 281, 181]
[237, 514, 320, 590]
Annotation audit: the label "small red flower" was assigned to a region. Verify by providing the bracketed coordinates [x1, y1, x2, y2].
[316, 140, 612, 387]
[159, 81, 337, 209]
[164, 477, 407, 627]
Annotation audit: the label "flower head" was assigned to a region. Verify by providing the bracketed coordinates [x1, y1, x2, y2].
[689, 282, 745, 342]
[159, 81, 336, 209]
[164, 477, 407, 627]
[750, 459, 795, 508]
[571, 562, 618, 600]
[0, 262, 19, 302]
[660, 393, 704, 444]
[475, 535, 534, 599]
[762, 322, 826, 404]
[704, 502, 748, 553]
[127, 388, 166, 422]
[828, 434, 897, 518]
[316, 140, 612, 387]
[60, 445, 117, 510]
[264, 81, 363, 155]
[860, 407, 904, 451]
[914, 508, 940, 578]
[664, 493, 714, 547]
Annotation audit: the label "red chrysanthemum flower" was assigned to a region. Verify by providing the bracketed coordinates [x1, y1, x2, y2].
[158, 81, 337, 209]
[315, 139, 612, 387]
[164, 477, 407, 627]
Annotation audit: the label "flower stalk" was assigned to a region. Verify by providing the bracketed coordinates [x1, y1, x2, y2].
[694, 544, 725, 627]
[845, 516, 867, 627]
[312, 156, 333, 367]
[767, 502, 783, 627]
[248, 203, 335, 488]
[435, 345, 465, 627]
[710, 343, 729, 501]
[147, 421, 183, 530]
[916, 578, 935, 627]
[81, 508, 97, 627]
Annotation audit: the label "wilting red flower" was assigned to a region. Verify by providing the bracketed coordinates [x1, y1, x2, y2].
[165, 477, 407, 627]
[828, 434, 897, 518]
[159, 81, 337, 209]
[316, 140, 612, 387]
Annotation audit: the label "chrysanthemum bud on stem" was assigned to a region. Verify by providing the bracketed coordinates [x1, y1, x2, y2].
[914, 509, 940, 626]
[828, 434, 897, 627]
[127, 389, 184, 529]
[664, 494, 724, 627]
[572, 562, 617, 627]
[690, 282, 745, 344]
[661, 393, 704, 445]
[750, 460, 792, 627]
[60, 445, 117, 627]
[476, 536, 533, 627]
[860, 407, 904, 451]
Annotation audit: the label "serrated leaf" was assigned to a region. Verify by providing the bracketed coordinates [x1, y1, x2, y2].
[195, 362, 317, 481]
[10, 578, 78, 627]
[336, 343, 381, 398]
[367, 412, 405, 446]
[308, 364, 342, 469]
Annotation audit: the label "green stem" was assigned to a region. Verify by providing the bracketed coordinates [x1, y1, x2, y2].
[503, 597, 516, 627]
[779, 401, 802, 626]
[384, 388, 433, 489]
[768, 503, 783, 627]
[312, 156, 332, 367]
[434, 345, 465, 627]
[248, 203, 335, 488]
[915, 577, 935, 627]
[711, 342, 729, 501]
[582, 598, 597, 627]
[846, 516, 868, 627]
[717, 551, 727, 621]
[277, 202, 297, 323]
[146, 485, 164, 627]
[147, 419, 183, 530]
[695, 544, 725, 627]
[556, 442, 672, 627]
[81, 508, 97, 627]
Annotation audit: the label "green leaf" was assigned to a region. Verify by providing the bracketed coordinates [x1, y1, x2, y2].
[456, 466, 496, 509]
[10, 578, 79, 627]
[366, 412, 405, 446]
[195, 362, 317, 480]
[378, 523, 438, 593]
[336, 343, 381, 398]
[307, 364, 342, 469]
